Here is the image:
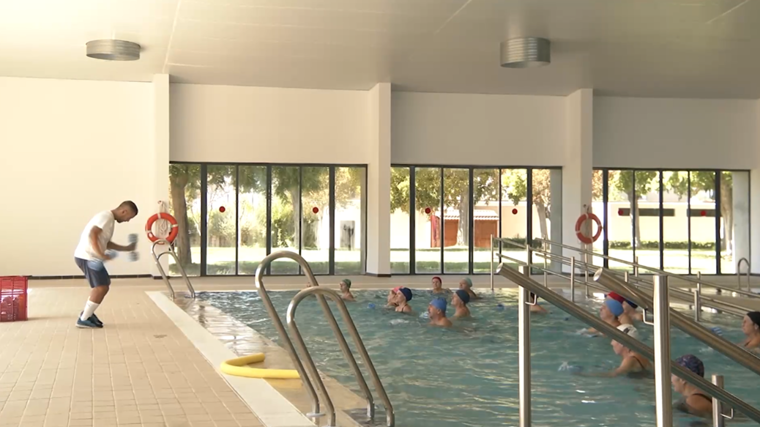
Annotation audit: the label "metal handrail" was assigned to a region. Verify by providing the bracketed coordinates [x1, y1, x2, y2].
[254, 251, 393, 427]
[595, 269, 760, 377]
[738, 258, 751, 292]
[491, 236, 754, 321]
[287, 287, 394, 427]
[535, 237, 760, 299]
[496, 264, 760, 424]
[151, 239, 195, 299]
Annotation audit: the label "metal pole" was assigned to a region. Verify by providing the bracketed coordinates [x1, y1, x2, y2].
[584, 252, 590, 298]
[518, 264, 531, 427]
[543, 240, 548, 288]
[653, 275, 673, 427]
[712, 374, 725, 427]
[490, 235, 495, 292]
[694, 280, 702, 323]
[570, 256, 576, 303]
[634, 255, 639, 277]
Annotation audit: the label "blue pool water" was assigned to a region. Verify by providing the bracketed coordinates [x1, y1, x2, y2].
[198, 289, 758, 427]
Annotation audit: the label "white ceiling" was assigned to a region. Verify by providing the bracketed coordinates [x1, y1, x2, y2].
[2, 0, 760, 97]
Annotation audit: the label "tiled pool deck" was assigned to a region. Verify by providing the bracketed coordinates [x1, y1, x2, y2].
[1, 275, 758, 427]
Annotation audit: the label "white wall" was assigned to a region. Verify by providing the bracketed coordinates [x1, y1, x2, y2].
[391, 92, 566, 166]
[594, 97, 759, 169]
[0, 77, 157, 276]
[170, 84, 370, 164]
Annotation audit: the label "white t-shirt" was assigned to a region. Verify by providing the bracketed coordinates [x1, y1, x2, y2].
[74, 211, 115, 260]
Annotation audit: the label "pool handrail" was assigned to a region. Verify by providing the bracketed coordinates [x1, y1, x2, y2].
[254, 251, 393, 427]
[493, 240, 746, 321]
[738, 257, 751, 292]
[151, 239, 196, 299]
[496, 263, 760, 425]
[287, 286, 394, 427]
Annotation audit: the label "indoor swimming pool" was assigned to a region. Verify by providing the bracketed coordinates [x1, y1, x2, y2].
[198, 289, 758, 427]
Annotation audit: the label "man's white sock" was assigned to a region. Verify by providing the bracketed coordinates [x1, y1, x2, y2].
[80, 300, 100, 321]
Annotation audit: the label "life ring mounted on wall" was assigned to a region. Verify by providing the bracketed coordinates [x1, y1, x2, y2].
[575, 212, 603, 244]
[145, 213, 179, 244]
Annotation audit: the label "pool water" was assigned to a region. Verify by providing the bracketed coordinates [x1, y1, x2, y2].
[198, 289, 759, 427]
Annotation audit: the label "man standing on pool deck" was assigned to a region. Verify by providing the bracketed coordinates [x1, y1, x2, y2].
[73, 201, 138, 328]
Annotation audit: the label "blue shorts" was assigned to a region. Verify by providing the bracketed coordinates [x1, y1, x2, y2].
[75, 257, 111, 288]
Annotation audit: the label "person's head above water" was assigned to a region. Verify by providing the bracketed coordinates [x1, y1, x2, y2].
[396, 287, 413, 303]
[452, 290, 470, 307]
[428, 297, 447, 317]
[611, 323, 639, 355]
[459, 277, 473, 290]
[606, 292, 625, 304]
[672, 354, 705, 394]
[340, 279, 351, 291]
[601, 298, 624, 321]
[743, 311, 760, 336]
[432, 276, 442, 289]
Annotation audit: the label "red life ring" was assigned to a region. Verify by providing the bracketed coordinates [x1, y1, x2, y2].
[575, 213, 603, 244]
[145, 213, 179, 244]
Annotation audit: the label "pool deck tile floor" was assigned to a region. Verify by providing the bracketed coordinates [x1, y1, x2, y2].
[2, 274, 759, 427]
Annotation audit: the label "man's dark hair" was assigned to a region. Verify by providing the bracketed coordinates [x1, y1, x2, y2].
[120, 200, 138, 215]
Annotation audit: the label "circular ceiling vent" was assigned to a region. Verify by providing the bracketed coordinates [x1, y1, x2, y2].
[86, 39, 141, 61]
[500, 37, 550, 68]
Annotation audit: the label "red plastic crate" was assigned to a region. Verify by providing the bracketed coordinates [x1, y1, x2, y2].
[0, 276, 28, 322]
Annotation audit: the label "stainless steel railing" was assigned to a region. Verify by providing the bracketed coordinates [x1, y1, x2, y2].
[490, 236, 755, 321]
[738, 257, 751, 292]
[254, 251, 394, 427]
[151, 239, 196, 299]
[496, 263, 760, 425]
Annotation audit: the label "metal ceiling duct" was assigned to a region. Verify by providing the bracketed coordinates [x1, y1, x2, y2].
[86, 39, 141, 61]
[500, 37, 550, 68]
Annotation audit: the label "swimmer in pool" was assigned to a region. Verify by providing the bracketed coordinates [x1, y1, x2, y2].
[585, 298, 624, 336]
[672, 354, 712, 419]
[606, 292, 633, 324]
[386, 287, 400, 308]
[579, 324, 649, 378]
[623, 298, 644, 323]
[529, 292, 548, 314]
[459, 277, 481, 300]
[393, 287, 413, 313]
[741, 311, 760, 352]
[431, 276, 450, 295]
[428, 297, 452, 327]
[340, 279, 355, 302]
[451, 290, 471, 318]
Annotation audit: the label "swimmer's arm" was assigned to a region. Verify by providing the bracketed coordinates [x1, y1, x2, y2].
[578, 358, 637, 378]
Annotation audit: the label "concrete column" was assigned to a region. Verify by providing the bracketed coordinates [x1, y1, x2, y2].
[151, 74, 171, 276]
[366, 83, 391, 275]
[751, 168, 760, 274]
[562, 89, 594, 266]
[733, 172, 750, 271]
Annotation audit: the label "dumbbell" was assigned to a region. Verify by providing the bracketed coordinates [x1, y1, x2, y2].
[128, 233, 139, 262]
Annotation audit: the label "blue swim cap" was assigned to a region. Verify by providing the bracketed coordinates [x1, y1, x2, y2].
[604, 299, 624, 317]
[455, 289, 470, 304]
[399, 287, 413, 302]
[430, 297, 447, 313]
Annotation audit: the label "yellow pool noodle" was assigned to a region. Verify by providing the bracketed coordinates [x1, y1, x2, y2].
[220, 353, 300, 379]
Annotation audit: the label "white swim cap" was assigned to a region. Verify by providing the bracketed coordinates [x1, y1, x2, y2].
[617, 323, 639, 339]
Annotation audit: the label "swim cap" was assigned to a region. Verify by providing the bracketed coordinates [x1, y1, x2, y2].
[747, 311, 760, 328]
[617, 323, 639, 339]
[604, 299, 624, 317]
[455, 289, 470, 304]
[462, 277, 473, 288]
[341, 279, 351, 288]
[432, 276, 442, 283]
[606, 292, 625, 304]
[392, 286, 402, 292]
[676, 354, 705, 377]
[430, 297, 447, 313]
[624, 299, 638, 309]
[399, 287, 413, 302]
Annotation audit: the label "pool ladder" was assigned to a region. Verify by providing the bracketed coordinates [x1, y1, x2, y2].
[151, 239, 196, 299]
[255, 251, 394, 427]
